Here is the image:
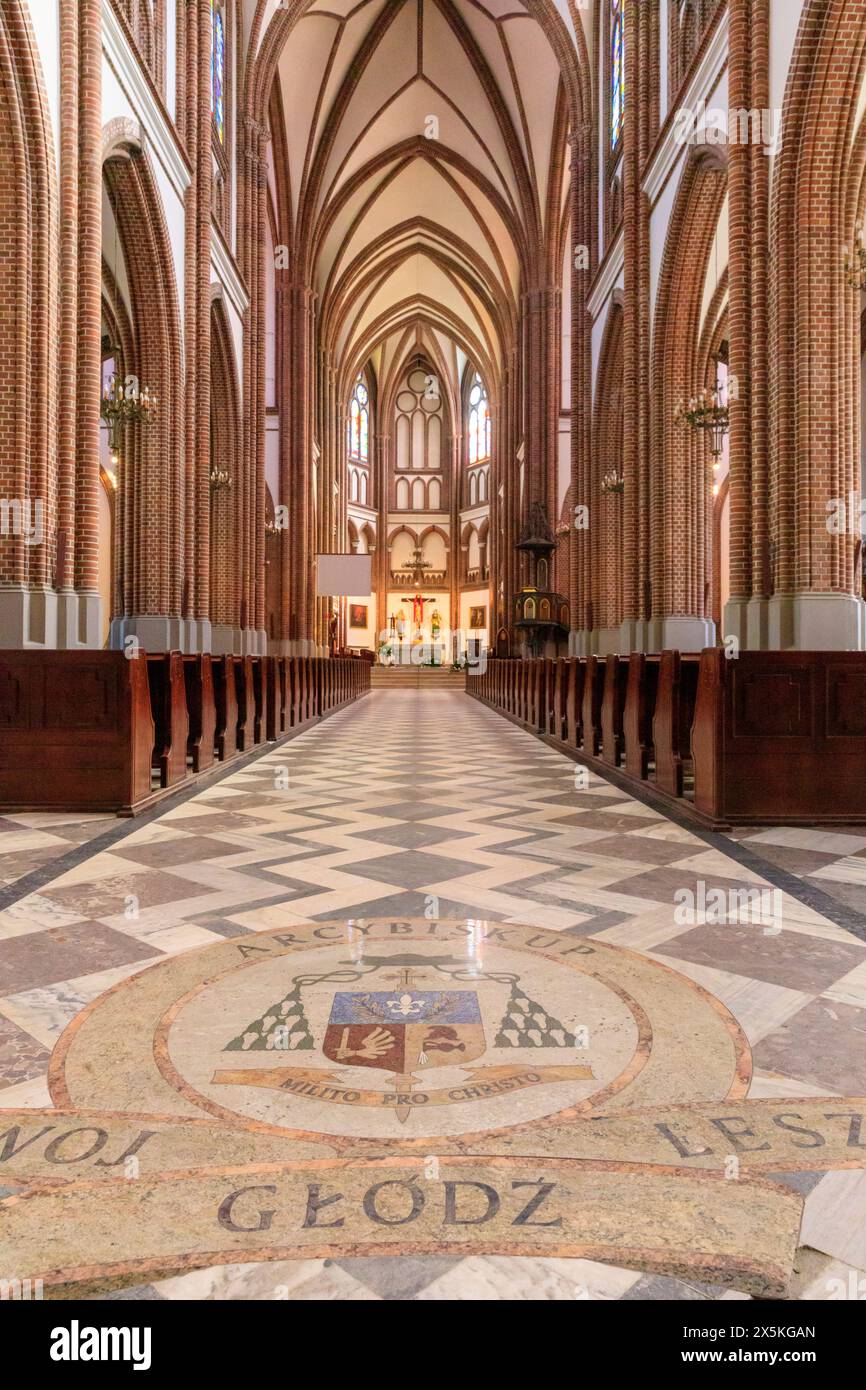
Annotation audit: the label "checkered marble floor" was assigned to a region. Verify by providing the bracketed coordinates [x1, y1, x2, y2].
[3, 690, 866, 1300]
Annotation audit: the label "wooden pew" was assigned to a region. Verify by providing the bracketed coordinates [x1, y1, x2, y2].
[528, 660, 542, 729]
[692, 648, 866, 823]
[278, 657, 288, 732]
[567, 658, 585, 747]
[292, 657, 303, 726]
[234, 656, 254, 751]
[213, 655, 239, 762]
[304, 657, 314, 723]
[623, 652, 660, 780]
[507, 659, 517, 716]
[183, 654, 216, 773]
[544, 660, 559, 736]
[652, 650, 700, 797]
[0, 650, 154, 813]
[265, 657, 281, 742]
[251, 657, 267, 744]
[552, 660, 567, 741]
[600, 654, 629, 766]
[147, 652, 190, 788]
[581, 655, 605, 756]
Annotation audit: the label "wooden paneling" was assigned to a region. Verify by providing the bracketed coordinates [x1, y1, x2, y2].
[147, 653, 189, 788]
[0, 652, 154, 812]
[623, 653, 659, 781]
[183, 655, 217, 774]
[693, 650, 866, 822]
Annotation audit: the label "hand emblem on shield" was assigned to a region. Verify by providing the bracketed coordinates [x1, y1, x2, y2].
[323, 990, 486, 1084]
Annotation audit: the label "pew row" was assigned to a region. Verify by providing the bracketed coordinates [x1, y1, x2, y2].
[469, 650, 866, 827]
[0, 652, 370, 815]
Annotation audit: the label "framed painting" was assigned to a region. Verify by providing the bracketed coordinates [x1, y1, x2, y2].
[469, 606, 486, 629]
[349, 604, 368, 628]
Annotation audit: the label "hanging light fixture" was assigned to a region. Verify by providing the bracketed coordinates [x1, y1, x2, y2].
[676, 222, 730, 460]
[100, 365, 157, 452]
[844, 222, 866, 291]
[100, 211, 157, 455]
[601, 470, 625, 495]
[675, 370, 729, 459]
[209, 464, 232, 493]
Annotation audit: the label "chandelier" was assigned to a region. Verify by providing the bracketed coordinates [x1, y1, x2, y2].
[100, 369, 156, 453]
[601, 471, 624, 495]
[675, 375, 729, 460]
[401, 546, 428, 585]
[844, 223, 866, 291]
[209, 465, 232, 493]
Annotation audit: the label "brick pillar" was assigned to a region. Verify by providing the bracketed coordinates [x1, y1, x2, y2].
[194, 0, 213, 640]
[621, 0, 655, 652]
[239, 114, 269, 652]
[285, 281, 314, 646]
[569, 123, 593, 646]
[57, 0, 78, 601]
[726, 0, 770, 648]
[521, 286, 559, 518]
[75, 0, 102, 611]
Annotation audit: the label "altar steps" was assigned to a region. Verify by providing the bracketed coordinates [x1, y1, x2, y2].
[370, 666, 467, 690]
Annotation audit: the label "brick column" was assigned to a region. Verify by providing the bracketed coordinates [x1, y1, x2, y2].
[74, 0, 103, 634]
[193, 0, 213, 644]
[726, 0, 770, 648]
[57, 0, 79, 604]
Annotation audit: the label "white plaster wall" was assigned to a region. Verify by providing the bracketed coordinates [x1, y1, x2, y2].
[699, 193, 729, 337]
[590, 275, 622, 400]
[649, 64, 729, 338]
[265, 416, 281, 505]
[165, 0, 177, 125]
[769, 0, 806, 123]
[459, 587, 490, 644]
[101, 61, 187, 316]
[557, 422, 571, 519]
[24, 0, 60, 165]
[658, 0, 669, 131]
[346, 597, 375, 649]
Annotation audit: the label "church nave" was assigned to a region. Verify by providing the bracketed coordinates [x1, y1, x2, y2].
[3, 689, 866, 1304]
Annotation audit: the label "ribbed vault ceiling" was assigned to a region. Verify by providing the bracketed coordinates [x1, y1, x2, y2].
[272, 0, 570, 400]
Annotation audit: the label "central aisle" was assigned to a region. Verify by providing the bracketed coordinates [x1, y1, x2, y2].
[3, 690, 866, 1300]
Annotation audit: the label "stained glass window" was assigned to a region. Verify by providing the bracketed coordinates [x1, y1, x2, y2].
[611, 0, 624, 151]
[212, 2, 225, 145]
[468, 374, 491, 465]
[348, 377, 369, 462]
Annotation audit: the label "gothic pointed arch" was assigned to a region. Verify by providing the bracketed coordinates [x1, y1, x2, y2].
[592, 299, 624, 634]
[0, 0, 58, 596]
[102, 134, 184, 627]
[769, 0, 866, 639]
[651, 148, 727, 631]
[210, 294, 243, 638]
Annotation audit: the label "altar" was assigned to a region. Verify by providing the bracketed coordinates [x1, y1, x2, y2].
[383, 595, 451, 666]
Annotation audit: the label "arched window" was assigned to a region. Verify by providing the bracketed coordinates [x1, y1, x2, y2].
[610, 0, 624, 151]
[348, 376, 369, 462]
[467, 374, 491, 465]
[212, 2, 226, 145]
